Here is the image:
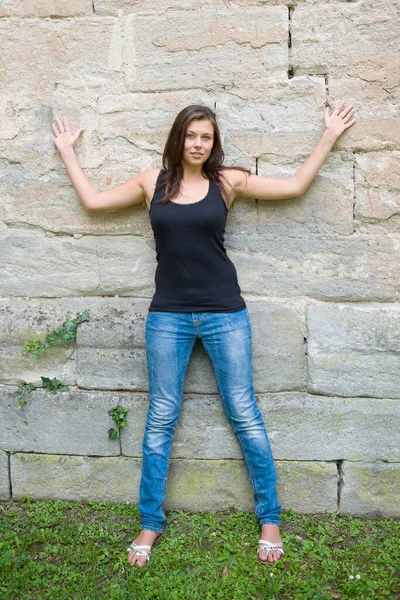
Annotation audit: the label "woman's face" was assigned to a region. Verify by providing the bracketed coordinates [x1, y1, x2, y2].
[182, 118, 214, 168]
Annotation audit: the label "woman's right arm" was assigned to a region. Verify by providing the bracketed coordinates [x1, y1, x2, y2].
[52, 116, 146, 212]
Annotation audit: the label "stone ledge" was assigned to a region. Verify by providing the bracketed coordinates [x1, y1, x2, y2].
[10, 453, 337, 514]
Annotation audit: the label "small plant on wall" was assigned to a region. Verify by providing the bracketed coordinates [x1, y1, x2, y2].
[108, 405, 130, 439]
[17, 311, 90, 408]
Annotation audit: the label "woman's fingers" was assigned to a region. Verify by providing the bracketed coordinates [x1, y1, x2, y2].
[343, 108, 355, 123]
[51, 122, 59, 135]
[56, 117, 65, 133]
[333, 100, 346, 115]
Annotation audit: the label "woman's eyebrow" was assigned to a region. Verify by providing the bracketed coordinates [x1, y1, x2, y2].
[187, 129, 212, 134]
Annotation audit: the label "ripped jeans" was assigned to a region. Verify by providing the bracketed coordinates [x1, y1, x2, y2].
[139, 308, 281, 534]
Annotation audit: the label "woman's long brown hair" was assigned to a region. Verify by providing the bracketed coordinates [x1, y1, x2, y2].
[155, 104, 251, 209]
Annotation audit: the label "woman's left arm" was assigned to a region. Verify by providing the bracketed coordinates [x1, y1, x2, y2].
[232, 100, 356, 201]
[291, 100, 356, 197]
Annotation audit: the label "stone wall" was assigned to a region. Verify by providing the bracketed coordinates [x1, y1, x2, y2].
[1, 0, 399, 517]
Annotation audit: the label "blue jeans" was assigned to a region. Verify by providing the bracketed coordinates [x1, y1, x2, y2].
[139, 308, 281, 534]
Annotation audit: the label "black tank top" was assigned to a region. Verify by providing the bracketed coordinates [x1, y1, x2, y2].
[148, 169, 246, 313]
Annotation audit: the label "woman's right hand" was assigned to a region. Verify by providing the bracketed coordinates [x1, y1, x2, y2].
[51, 116, 85, 154]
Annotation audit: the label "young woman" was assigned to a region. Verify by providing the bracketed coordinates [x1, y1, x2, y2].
[51, 101, 355, 567]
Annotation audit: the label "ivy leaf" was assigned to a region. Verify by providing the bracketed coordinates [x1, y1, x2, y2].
[108, 428, 119, 440]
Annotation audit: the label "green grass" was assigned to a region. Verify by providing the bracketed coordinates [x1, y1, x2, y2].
[0, 499, 399, 599]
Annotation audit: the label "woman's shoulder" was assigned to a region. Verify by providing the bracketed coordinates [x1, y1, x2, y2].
[219, 167, 249, 190]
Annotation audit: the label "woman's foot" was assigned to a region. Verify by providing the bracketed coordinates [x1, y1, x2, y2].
[258, 524, 283, 564]
[127, 529, 162, 567]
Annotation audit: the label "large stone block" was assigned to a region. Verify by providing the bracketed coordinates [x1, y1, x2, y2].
[126, 8, 288, 92]
[0, 1, 93, 17]
[0, 18, 120, 103]
[0, 450, 11, 500]
[226, 233, 400, 301]
[10, 454, 140, 503]
[94, 0, 231, 15]
[340, 462, 400, 518]
[10, 453, 337, 513]
[307, 303, 400, 398]
[292, 0, 398, 72]
[0, 385, 122, 456]
[0, 231, 156, 297]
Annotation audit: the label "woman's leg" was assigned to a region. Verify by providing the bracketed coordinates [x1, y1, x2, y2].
[199, 309, 283, 561]
[128, 311, 196, 567]
[140, 311, 196, 532]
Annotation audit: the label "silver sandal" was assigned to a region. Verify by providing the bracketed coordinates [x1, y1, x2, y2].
[257, 539, 284, 564]
[127, 542, 153, 564]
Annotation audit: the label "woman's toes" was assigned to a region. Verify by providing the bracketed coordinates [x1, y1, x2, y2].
[258, 548, 268, 563]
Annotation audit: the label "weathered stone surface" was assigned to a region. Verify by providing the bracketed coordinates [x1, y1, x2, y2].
[354, 151, 400, 234]
[94, 0, 233, 15]
[10, 453, 337, 513]
[291, 2, 400, 152]
[0, 18, 121, 103]
[328, 56, 400, 122]
[227, 233, 400, 301]
[292, 0, 399, 72]
[340, 462, 400, 518]
[3, 382, 397, 462]
[0, 450, 11, 500]
[120, 392, 400, 463]
[0, 180, 152, 237]
[0, 385, 123, 456]
[0, 297, 90, 386]
[257, 152, 354, 237]
[167, 460, 337, 514]
[77, 298, 305, 393]
[214, 77, 326, 162]
[97, 90, 216, 158]
[4, 229, 400, 302]
[247, 300, 306, 393]
[0, 0, 93, 17]
[0, 232, 156, 297]
[307, 303, 400, 398]
[11, 454, 140, 503]
[94, 0, 283, 15]
[127, 9, 288, 92]
[76, 297, 149, 391]
[0, 296, 303, 393]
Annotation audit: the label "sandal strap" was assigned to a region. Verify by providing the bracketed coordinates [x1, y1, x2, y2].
[258, 539, 284, 556]
[127, 542, 152, 558]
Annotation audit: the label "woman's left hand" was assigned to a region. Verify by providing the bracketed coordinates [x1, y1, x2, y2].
[324, 101, 356, 141]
